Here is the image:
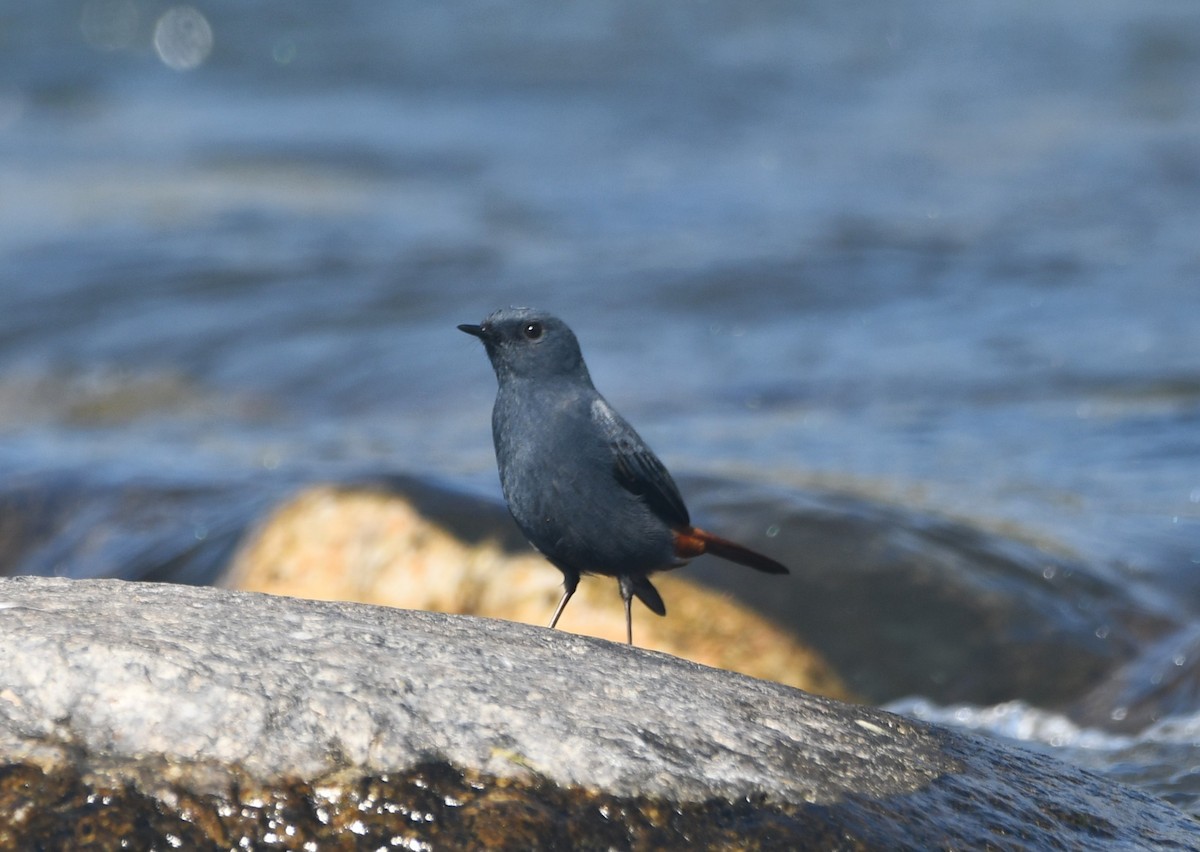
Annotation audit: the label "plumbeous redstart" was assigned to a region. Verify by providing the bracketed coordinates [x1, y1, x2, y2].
[460, 307, 788, 645]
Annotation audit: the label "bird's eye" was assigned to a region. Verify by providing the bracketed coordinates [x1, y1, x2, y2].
[523, 322, 544, 340]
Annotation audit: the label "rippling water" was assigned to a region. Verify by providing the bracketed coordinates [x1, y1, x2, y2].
[3, 0, 1200, 815]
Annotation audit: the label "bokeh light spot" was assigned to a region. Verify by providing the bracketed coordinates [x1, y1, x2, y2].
[153, 6, 214, 72]
[272, 38, 297, 65]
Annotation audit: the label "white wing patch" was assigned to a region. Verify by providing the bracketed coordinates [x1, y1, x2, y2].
[591, 397, 621, 434]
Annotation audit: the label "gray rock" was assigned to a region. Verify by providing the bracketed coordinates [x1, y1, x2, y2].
[1071, 623, 1200, 732]
[0, 576, 1195, 849]
[682, 479, 1171, 707]
[5, 470, 1175, 714]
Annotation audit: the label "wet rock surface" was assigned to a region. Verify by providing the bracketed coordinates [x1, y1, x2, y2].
[0, 576, 1195, 848]
[0, 473, 267, 586]
[1071, 623, 1200, 733]
[682, 478, 1173, 707]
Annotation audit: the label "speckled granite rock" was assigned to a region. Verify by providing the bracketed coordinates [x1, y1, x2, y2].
[0, 577, 1195, 849]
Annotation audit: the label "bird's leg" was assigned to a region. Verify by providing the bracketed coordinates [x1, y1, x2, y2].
[618, 575, 635, 645]
[548, 577, 578, 630]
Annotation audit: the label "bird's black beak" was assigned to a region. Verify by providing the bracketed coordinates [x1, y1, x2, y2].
[458, 323, 485, 339]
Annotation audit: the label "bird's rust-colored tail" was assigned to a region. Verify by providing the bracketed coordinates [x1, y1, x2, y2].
[672, 526, 789, 574]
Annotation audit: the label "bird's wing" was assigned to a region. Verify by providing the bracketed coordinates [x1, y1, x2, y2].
[591, 398, 690, 527]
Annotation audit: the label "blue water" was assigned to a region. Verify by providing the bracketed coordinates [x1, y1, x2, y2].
[2, 0, 1200, 814]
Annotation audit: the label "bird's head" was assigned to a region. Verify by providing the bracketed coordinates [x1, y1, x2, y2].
[459, 307, 589, 382]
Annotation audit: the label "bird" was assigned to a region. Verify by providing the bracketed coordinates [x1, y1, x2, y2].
[459, 307, 788, 645]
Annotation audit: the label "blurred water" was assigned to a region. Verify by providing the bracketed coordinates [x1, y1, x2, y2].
[891, 697, 1200, 815]
[2, 0, 1200, 814]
